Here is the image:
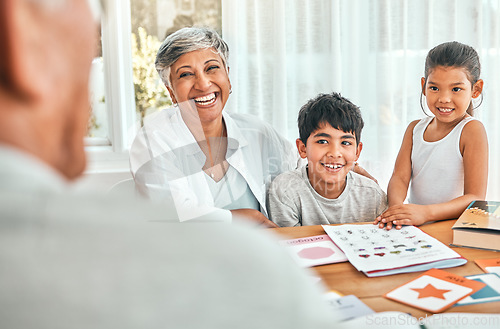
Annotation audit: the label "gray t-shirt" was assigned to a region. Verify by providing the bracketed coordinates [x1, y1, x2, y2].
[267, 165, 388, 226]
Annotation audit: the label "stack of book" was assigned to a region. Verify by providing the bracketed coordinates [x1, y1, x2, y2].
[452, 200, 500, 251]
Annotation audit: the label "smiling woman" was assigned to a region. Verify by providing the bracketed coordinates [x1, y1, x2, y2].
[166, 48, 231, 126]
[129, 27, 298, 227]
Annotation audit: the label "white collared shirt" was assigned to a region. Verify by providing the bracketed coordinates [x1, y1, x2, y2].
[129, 106, 298, 222]
[204, 165, 259, 211]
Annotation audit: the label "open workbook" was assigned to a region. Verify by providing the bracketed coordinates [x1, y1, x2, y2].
[322, 224, 466, 277]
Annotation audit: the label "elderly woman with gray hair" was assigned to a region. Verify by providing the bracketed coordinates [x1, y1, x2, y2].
[129, 27, 297, 227]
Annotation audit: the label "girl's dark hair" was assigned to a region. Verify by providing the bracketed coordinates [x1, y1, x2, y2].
[421, 41, 482, 116]
[298, 92, 364, 145]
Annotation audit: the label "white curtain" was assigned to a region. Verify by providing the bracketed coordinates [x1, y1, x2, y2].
[222, 0, 500, 200]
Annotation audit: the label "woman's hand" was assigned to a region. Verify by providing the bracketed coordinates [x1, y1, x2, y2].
[374, 204, 429, 230]
[231, 209, 279, 228]
[352, 163, 378, 184]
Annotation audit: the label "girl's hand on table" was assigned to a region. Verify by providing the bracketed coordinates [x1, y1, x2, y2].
[374, 204, 429, 230]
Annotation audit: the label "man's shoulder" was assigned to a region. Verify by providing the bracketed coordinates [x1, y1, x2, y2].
[0, 189, 273, 247]
[0, 190, 338, 328]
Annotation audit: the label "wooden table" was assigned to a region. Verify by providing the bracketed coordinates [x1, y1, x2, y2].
[271, 220, 500, 318]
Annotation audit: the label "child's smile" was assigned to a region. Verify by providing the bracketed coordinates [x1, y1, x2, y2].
[437, 107, 454, 113]
[297, 123, 362, 199]
[422, 66, 480, 125]
[322, 163, 344, 171]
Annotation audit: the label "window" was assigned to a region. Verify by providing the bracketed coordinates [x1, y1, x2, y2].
[85, 0, 136, 174]
[222, 0, 500, 200]
[85, 0, 222, 173]
[87, 0, 500, 200]
[130, 0, 222, 125]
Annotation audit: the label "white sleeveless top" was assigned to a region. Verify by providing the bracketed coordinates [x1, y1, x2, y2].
[205, 165, 260, 211]
[409, 116, 475, 205]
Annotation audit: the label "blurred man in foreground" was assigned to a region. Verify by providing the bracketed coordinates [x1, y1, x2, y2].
[0, 1, 338, 328]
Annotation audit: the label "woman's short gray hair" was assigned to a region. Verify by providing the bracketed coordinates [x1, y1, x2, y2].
[156, 27, 229, 87]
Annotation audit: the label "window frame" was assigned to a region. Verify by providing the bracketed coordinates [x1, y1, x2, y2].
[85, 0, 136, 173]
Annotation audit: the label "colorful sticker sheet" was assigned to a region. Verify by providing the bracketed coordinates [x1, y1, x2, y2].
[322, 224, 464, 275]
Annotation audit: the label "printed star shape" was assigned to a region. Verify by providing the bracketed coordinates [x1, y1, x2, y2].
[411, 284, 451, 299]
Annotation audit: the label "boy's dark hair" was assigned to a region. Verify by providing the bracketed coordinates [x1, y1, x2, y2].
[422, 41, 481, 116]
[298, 92, 364, 145]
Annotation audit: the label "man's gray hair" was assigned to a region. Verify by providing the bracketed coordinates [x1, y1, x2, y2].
[156, 27, 229, 87]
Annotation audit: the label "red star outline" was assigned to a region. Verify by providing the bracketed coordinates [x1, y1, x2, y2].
[411, 284, 451, 299]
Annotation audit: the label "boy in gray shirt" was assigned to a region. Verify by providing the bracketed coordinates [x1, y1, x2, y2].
[268, 93, 387, 226]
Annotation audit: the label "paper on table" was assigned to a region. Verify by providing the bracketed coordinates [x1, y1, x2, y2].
[280, 234, 347, 267]
[335, 311, 500, 329]
[324, 294, 374, 322]
[475, 258, 500, 275]
[456, 273, 500, 305]
[384, 269, 485, 313]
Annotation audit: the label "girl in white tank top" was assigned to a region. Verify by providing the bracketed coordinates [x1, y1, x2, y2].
[374, 41, 488, 230]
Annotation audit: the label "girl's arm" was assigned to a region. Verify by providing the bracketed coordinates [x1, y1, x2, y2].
[462, 120, 488, 202]
[374, 121, 417, 229]
[387, 121, 418, 206]
[378, 120, 488, 229]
